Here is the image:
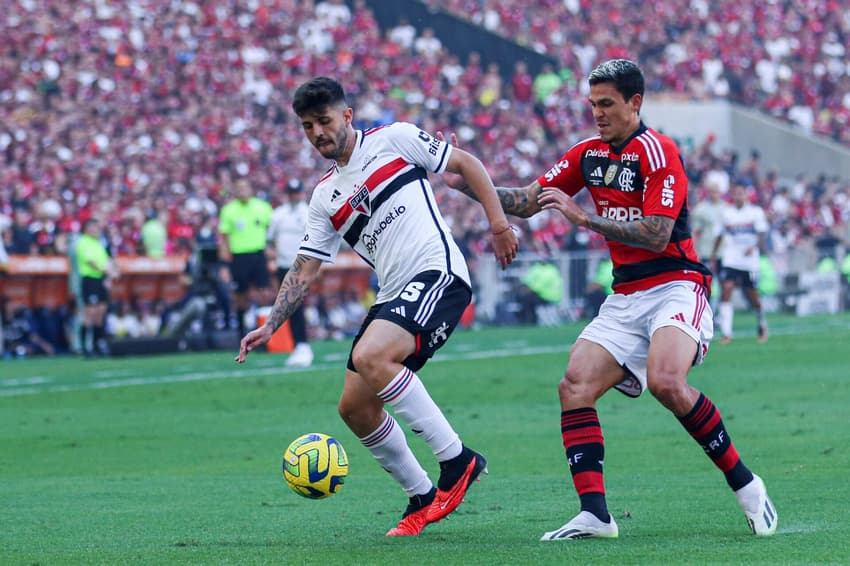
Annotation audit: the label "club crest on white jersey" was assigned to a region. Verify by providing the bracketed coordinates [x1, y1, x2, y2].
[349, 184, 371, 216]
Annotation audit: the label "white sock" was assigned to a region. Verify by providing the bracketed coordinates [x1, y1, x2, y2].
[719, 301, 734, 338]
[359, 412, 431, 497]
[378, 367, 462, 462]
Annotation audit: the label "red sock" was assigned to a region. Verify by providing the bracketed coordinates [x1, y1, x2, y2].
[561, 407, 609, 520]
[678, 393, 754, 490]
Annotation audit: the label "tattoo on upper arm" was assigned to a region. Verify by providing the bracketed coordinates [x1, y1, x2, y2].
[586, 215, 674, 251]
[266, 255, 311, 331]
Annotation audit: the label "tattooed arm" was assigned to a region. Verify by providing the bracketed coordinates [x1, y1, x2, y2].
[585, 215, 674, 252]
[235, 254, 322, 362]
[436, 131, 544, 219]
[538, 187, 674, 252]
[265, 254, 322, 331]
[453, 180, 545, 219]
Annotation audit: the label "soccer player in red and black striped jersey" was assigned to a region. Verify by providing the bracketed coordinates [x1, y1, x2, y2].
[448, 59, 777, 539]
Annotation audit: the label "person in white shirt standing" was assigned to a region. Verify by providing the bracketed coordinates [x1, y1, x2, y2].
[235, 77, 518, 537]
[711, 184, 770, 343]
[267, 179, 314, 367]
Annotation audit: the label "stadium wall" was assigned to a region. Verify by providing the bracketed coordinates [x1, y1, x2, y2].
[642, 100, 850, 182]
[0, 253, 373, 310]
[472, 251, 846, 324]
[358, 0, 558, 80]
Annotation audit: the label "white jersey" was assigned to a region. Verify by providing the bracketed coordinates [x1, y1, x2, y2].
[268, 201, 310, 268]
[718, 203, 768, 273]
[299, 122, 470, 303]
[690, 200, 727, 260]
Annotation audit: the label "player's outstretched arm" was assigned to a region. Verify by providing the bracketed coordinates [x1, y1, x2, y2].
[437, 131, 543, 219]
[235, 254, 322, 363]
[444, 146, 519, 268]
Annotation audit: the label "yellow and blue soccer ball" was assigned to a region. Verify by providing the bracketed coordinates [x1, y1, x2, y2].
[282, 433, 348, 499]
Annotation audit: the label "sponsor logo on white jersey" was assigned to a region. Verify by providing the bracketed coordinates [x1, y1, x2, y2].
[361, 154, 378, 171]
[361, 206, 407, 254]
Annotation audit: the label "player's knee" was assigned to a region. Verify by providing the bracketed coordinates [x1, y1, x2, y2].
[559, 366, 596, 403]
[647, 370, 688, 409]
[557, 374, 575, 401]
[349, 346, 377, 377]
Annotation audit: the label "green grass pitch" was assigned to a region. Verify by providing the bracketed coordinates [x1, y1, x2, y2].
[2, 313, 849, 565]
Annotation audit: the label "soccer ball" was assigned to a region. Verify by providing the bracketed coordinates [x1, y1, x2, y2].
[282, 432, 349, 499]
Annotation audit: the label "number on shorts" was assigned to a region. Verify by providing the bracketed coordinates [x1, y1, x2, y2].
[400, 282, 426, 302]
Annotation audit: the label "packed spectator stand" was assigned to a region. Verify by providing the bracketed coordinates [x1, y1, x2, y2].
[433, 0, 850, 145]
[0, 0, 848, 356]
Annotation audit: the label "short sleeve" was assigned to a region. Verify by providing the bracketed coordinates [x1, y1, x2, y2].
[298, 200, 341, 264]
[384, 122, 452, 174]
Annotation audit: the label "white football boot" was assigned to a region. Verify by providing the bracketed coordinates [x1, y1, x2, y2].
[540, 511, 619, 540]
[285, 343, 314, 368]
[735, 474, 778, 536]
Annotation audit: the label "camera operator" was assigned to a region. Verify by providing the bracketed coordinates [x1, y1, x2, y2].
[162, 215, 233, 338]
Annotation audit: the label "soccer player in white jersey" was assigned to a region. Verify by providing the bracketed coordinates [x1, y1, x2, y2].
[711, 184, 770, 343]
[235, 77, 518, 536]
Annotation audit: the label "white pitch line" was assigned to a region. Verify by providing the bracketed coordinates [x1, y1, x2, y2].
[0, 376, 51, 387]
[0, 345, 565, 397]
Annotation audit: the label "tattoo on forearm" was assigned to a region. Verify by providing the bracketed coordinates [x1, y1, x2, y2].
[496, 187, 533, 217]
[586, 215, 674, 251]
[458, 184, 541, 218]
[266, 256, 310, 331]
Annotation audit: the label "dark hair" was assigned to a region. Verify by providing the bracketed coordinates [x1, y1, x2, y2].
[588, 59, 645, 101]
[292, 77, 347, 116]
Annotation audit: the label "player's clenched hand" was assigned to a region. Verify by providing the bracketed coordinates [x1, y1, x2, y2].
[492, 225, 519, 269]
[235, 325, 274, 363]
[538, 188, 589, 228]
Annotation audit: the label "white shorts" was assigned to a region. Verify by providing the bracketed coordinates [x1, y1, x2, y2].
[578, 281, 713, 398]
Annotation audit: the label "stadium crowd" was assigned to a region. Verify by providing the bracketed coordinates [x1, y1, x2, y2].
[1, 0, 849, 356]
[432, 0, 850, 145]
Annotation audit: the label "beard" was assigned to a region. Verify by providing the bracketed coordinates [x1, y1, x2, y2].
[317, 126, 350, 161]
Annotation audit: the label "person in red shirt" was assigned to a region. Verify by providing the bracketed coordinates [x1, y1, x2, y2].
[445, 59, 777, 540]
[510, 60, 534, 109]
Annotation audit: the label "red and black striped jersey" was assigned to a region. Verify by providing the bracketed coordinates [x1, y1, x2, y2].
[537, 123, 711, 294]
